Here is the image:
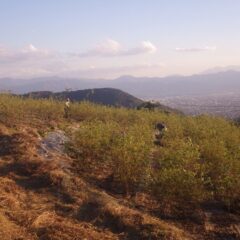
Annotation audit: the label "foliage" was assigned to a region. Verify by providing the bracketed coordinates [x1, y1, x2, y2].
[68, 120, 120, 163]
[0, 94, 239, 208]
[110, 123, 153, 193]
[69, 120, 153, 194]
[149, 139, 205, 203]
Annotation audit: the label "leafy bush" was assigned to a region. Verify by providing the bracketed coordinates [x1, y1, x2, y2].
[69, 120, 120, 163]
[150, 139, 205, 204]
[0, 94, 239, 208]
[70, 120, 153, 194]
[110, 123, 153, 194]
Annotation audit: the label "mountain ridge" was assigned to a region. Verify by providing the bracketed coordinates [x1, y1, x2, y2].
[23, 88, 144, 108]
[1, 70, 240, 98]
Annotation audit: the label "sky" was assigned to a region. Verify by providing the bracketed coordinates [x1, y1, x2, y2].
[0, 0, 240, 79]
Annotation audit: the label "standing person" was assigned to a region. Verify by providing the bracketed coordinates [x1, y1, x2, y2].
[64, 98, 70, 118]
[154, 122, 167, 146]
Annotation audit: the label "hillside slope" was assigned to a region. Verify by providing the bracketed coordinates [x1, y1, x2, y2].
[0, 95, 239, 240]
[0, 124, 193, 240]
[23, 88, 144, 108]
[1, 123, 239, 240]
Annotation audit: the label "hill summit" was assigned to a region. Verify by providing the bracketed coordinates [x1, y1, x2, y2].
[23, 88, 143, 108]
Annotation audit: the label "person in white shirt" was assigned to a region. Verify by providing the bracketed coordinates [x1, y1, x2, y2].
[64, 98, 70, 118]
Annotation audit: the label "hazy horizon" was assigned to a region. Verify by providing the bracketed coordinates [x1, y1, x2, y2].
[1, 1, 240, 79]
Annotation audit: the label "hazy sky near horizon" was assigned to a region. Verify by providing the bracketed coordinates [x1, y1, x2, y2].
[0, 0, 240, 78]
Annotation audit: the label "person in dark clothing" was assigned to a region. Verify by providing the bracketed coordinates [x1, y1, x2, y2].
[154, 122, 167, 146]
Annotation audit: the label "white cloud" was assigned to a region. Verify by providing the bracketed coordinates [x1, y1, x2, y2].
[75, 39, 157, 57]
[27, 44, 38, 52]
[0, 41, 157, 66]
[78, 39, 122, 57]
[0, 43, 160, 78]
[142, 41, 157, 53]
[175, 46, 217, 52]
[0, 44, 65, 78]
[0, 44, 52, 63]
[124, 41, 157, 56]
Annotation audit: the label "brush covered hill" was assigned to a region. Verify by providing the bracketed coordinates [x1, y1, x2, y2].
[137, 100, 183, 114]
[23, 88, 144, 108]
[0, 94, 239, 240]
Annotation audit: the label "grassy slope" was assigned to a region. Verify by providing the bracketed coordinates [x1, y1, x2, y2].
[0, 94, 239, 240]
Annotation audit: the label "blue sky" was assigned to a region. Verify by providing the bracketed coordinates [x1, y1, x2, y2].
[0, 0, 240, 78]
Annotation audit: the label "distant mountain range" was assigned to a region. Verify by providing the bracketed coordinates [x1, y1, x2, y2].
[1, 70, 240, 118]
[1, 70, 240, 99]
[201, 65, 240, 74]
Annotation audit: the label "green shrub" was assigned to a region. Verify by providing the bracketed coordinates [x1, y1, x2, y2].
[111, 123, 153, 194]
[69, 120, 120, 163]
[70, 120, 153, 194]
[150, 139, 205, 203]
